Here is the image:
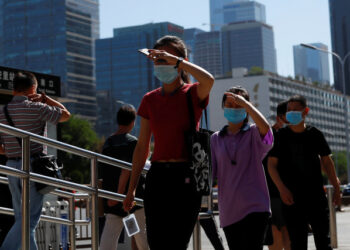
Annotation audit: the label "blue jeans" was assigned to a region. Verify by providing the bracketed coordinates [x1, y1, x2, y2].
[0, 159, 44, 250]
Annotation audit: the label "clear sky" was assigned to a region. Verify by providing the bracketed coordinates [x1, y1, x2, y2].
[100, 0, 334, 83]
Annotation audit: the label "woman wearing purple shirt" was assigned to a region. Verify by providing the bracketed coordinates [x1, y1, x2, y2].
[210, 86, 273, 250]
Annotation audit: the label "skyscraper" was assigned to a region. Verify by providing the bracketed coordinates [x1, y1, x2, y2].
[210, 0, 246, 31]
[221, 21, 277, 75]
[193, 31, 223, 77]
[329, 0, 350, 94]
[0, 0, 99, 121]
[223, 1, 266, 25]
[95, 22, 184, 137]
[293, 43, 330, 85]
[184, 28, 205, 62]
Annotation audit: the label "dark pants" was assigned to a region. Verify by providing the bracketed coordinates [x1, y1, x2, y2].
[200, 215, 225, 250]
[144, 162, 202, 250]
[282, 196, 332, 250]
[223, 212, 270, 250]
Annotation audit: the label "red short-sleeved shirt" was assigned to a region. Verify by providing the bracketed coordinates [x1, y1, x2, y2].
[138, 82, 209, 162]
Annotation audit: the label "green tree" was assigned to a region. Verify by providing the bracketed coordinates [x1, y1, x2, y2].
[58, 115, 103, 184]
[248, 66, 264, 76]
[332, 151, 348, 184]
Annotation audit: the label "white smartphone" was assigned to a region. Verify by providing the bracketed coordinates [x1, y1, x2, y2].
[138, 48, 150, 56]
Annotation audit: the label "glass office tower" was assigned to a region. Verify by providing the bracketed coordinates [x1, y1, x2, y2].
[0, 0, 99, 121]
[210, 0, 245, 31]
[293, 43, 330, 85]
[221, 21, 277, 75]
[329, 0, 350, 94]
[223, 1, 266, 25]
[95, 22, 184, 137]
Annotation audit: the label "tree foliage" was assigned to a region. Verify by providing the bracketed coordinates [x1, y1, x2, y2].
[332, 151, 349, 184]
[58, 115, 103, 184]
[248, 66, 264, 76]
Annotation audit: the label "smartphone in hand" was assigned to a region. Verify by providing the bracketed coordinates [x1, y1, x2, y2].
[138, 48, 150, 56]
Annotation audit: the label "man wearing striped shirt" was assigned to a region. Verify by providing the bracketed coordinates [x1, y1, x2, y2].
[0, 72, 70, 250]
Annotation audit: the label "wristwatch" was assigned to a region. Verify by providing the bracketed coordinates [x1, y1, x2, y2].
[174, 57, 184, 69]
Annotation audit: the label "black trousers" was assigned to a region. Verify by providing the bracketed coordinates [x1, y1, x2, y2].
[282, 196, 332, 250]
[144, 162, 202, 250]
[200, 215, 225, 250]
[223, 212, 270, 250]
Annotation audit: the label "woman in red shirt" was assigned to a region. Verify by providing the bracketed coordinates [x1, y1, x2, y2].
[123, 35, 214, 249]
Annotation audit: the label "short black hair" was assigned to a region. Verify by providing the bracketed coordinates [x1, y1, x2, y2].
[116, 104, 136, 126]
[288, 95, 307, 108]
[276, 100, 288, 116]
[221, 86, 250, 108]
[13, 72, 37, 92]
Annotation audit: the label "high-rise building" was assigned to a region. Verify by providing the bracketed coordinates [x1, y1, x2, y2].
[221, 21, 277, 75]
[223, 1, 266, 25]
[0, 0, 99, 122]
[210, 0, 246, 31]
[184, 28, 205, 62]
[193, 31, 223, 77]
[293, 43, 331, 85]
[95, 22, 184, 137]
[329, 0, 350, 95]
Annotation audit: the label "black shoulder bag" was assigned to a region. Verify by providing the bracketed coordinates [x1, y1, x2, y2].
[3, 105, 63, 194]
[185, 88, 212, 196]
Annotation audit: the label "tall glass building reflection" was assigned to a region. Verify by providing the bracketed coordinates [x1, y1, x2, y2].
[293, 43, 330, 85]
[95, 22, 184, 137]
[0, 0, 99, 122]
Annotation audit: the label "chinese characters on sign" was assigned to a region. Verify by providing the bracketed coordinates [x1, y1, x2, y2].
[0, 66, 61, 97]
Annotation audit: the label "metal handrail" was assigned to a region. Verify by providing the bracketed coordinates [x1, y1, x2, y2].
[0, 122, 145, 250]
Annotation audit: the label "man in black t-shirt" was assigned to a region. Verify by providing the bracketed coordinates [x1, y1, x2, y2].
[268, 95, 341, 250]
[99, 105, 148, 250]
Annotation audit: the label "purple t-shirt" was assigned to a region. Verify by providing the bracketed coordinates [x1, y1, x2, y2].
[211, 124, 273, 228]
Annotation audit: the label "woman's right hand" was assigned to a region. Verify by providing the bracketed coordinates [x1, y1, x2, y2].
[123, 191, 135, 212]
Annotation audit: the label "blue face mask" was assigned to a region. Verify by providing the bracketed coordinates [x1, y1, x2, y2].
[286, 111, 304, 125]
[154, 65, 179, 84]
[224, 108, 247, 124]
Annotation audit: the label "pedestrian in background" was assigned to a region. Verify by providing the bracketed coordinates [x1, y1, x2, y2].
[99, 104, 148, 250]
[211, 86, 273, 250]
[268, 95, 341, 250]
[263, 100, 291, 250]
[0, 72, 70, 250]
[123, 35, 214, 250]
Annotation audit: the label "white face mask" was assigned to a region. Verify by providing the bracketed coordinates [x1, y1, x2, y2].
[153, 65, 179, 84]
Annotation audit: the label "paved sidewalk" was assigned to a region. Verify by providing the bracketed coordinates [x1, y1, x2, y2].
[189, 205, 350, 250]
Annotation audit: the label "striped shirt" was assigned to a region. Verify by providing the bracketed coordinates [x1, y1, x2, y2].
[0, 95, 62, 158]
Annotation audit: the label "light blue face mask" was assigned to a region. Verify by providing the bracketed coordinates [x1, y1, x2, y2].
[153, 65, 179, 84]
[286, 111, 304, 125]
[224, 108, 247, 124]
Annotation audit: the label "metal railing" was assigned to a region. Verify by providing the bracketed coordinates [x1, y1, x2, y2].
[0, 122, 143, 250]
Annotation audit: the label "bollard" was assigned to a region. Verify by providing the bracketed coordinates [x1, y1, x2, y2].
[326, 185, 338, 248]
[193, 219, 201, 250]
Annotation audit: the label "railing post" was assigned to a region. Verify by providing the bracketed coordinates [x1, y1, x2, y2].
[69, 197, 76, 250]
[193, 219, 201, 250]
[326, 186, 338, 248]
[22, 136, 30, 250]
[90, 156, 99, 250]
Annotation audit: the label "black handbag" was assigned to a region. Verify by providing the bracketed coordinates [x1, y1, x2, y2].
[3, 105, 63, 194]
[185, 88, 213, 196]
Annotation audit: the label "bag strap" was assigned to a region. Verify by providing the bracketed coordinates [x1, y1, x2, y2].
[186, 87, 209, 131]
[186, 87, 196, 132]
[3, 105, 22, 146]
